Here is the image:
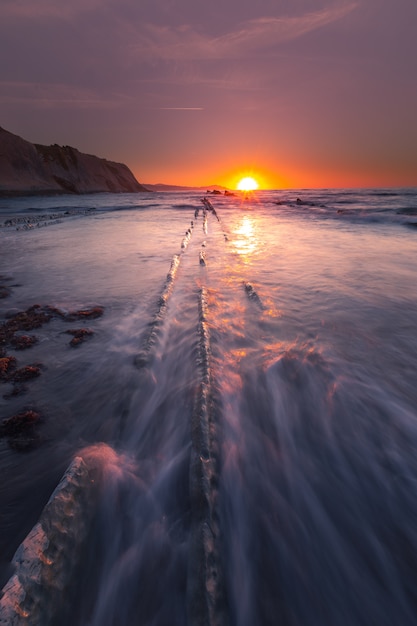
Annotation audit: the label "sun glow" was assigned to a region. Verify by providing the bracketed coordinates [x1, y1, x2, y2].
[237, 176, 258, 192]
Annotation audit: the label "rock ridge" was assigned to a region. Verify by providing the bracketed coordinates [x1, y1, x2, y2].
[0, 126, 149, 196]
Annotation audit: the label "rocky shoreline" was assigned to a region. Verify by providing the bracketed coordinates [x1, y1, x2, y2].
[0, 207, 97, 230]
[0, 282, 105, 450]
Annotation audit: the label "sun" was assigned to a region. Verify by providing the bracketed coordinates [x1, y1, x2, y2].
[237, 176, 258, 192]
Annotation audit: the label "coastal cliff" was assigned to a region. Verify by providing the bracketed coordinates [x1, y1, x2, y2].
[0, 127, 149, 196]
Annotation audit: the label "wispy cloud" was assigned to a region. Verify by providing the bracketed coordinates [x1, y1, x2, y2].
[0, 0, 105, 19]
[137, 3, 358, 61]
[0, 81, 125, 109]
[158, 107, 204, 111]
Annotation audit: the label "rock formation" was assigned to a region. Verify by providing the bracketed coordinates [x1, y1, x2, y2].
[0, 127, 149, 196]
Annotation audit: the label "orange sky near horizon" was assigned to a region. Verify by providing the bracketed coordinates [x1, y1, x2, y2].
[131, 158, 417, 190]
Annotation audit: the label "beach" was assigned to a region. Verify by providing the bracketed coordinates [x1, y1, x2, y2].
[1, 188, 417, 625]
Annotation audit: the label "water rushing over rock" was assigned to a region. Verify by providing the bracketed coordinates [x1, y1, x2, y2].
[1, 189, 417, 625]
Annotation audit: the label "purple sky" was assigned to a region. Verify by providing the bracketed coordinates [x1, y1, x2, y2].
[1, 0, 416, 188]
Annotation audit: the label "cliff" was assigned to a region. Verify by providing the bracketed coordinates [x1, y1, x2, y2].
[0, 127, 149, 196]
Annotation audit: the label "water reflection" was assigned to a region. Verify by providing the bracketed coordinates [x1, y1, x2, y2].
[3, 191, 417, 626]
[233, 216, 259, 260]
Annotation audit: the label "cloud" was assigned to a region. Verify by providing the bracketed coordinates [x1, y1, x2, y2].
[137, 2, 358, 61]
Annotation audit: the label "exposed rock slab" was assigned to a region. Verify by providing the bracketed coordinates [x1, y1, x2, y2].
[0, 455, 99, 625]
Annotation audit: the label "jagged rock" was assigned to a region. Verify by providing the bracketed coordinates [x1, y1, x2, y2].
[244, 281, 265, 309]
[2, 305, 52, 336]
[11, 365, 41, 383]
[0, 356, 17, 380]
[0, 409, 42, 451]
[0, 126, 149, 196]
[0, 305, 51, 352]
[0, 451, 106, 620]
[0, 357, 42, 398]
[65, 328, 94, 347]
[0, 304, 104, 398]
[64, 306, 104, 321]
[0, 305, 104, 350]
[10, 334, 38, 350]
[0, 409, 41, 437]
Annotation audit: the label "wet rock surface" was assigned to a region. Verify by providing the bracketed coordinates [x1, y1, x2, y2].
[0, 301, 104, 448]
[10, 334, 38, 350]
[0, 276, 13, 299]
[0, 409, 42, 451]
[1, 208, 96, 231]
[0, 360, 42, 398]
[64, 306, 104, 321]
[0, 286, 11, 299]
[66, 328, 94, 347]
[1, 304, 104, 352]
[11, 364, 42, 382]
[0, 356, 17, 380]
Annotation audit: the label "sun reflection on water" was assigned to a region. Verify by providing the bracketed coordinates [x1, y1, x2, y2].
[233, 216, 259, 260]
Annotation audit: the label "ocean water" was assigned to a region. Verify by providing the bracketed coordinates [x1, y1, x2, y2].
[1, 188, 417, 625]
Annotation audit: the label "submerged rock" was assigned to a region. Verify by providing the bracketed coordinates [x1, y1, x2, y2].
[0, 409, 42, 451]
[0, 409, 41, 436]
[10, 334, 38, 350]
[0, 303, 104, 398]
[0, 356, 17, 380]
[1, 304, 104, 349]
[11, 364, 42, 383]
[0, 285, 11, 299]
[2, 305, 52, 337]
[0, 356, 17, 382]
[66, 328, 94, 347]
[64, 306, 104, 321]
[244, 281, 265, 310]
[1, 362, 42, 398]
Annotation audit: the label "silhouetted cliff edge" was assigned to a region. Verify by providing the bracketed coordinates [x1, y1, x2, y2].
[0, 127, 149, 196]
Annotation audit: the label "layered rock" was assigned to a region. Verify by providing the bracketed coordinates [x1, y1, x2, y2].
[0, 127, 149, 196]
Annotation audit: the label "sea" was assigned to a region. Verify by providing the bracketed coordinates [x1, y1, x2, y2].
[0, 188, 417, 625]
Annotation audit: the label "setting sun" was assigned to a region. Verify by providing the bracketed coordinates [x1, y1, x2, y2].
[237, 176, 258, 192]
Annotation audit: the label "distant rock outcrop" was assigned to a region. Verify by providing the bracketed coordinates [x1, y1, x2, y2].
[0, 127, 149, 196]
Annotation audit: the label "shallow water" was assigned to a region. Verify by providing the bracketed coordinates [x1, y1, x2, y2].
[1, 189, 417, 625]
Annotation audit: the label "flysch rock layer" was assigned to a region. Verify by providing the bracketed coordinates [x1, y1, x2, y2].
[0, 450, 103, 626]
[0, 127, 149, 196]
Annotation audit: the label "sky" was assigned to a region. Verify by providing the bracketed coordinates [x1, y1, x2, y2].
[1, 0, 416, 189]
